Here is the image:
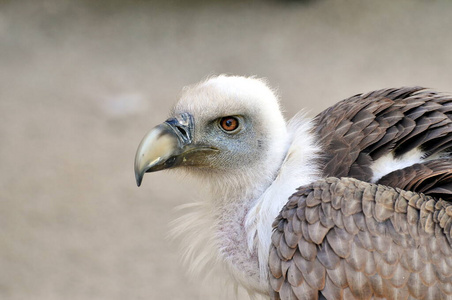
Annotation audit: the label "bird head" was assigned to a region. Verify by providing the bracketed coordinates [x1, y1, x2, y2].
[134, 75, 288, 187]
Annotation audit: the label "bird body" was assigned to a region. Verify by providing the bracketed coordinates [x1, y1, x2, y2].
[135, 76, 452, 299]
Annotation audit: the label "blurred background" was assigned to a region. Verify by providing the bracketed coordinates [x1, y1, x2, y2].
[1, 0, 452, 299]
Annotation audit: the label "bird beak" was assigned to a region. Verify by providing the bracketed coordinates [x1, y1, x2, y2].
[134, 113, 217, 187]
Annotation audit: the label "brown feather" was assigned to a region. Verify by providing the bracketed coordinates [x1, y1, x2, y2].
[314, 87, 452, 183]
[270, 177, 452, 298]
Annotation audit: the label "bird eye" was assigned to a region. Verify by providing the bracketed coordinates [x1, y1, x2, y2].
[219, 116, 239, 132]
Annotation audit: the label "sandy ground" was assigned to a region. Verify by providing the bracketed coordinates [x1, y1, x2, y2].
[1, 0, 452, 299]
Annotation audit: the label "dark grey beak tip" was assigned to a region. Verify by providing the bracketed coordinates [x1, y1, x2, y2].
[135, 172, 143, 187]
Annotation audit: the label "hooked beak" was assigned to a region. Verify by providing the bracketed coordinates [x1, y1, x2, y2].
[134, 113, 217, 186]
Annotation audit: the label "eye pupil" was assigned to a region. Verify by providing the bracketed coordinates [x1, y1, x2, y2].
[220, 116, 239, 131]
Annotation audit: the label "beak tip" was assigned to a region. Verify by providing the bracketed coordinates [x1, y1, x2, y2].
[135, 172, 143, 187]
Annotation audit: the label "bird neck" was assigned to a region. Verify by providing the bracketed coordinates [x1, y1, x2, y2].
[214, 115, 321, 294]
[210, 167, 285, 294]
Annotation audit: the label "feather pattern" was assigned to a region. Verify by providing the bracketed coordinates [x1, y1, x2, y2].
[269, 177, 452, 299]
[314, 87, 452, 182]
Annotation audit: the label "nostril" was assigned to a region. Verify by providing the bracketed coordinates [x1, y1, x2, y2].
[176, 126, 187, 138]
[165, 117, 191, 142]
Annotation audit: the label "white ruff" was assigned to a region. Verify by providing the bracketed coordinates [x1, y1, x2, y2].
[244, 113, 321, 288]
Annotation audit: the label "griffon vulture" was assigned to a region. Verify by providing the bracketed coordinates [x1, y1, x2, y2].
[134, 75, 452, 299]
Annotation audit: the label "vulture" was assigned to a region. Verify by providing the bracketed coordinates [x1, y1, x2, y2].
[134, 75, 452, 299]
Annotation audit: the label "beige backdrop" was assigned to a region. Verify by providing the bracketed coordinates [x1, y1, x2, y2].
[2, 0, 452, 299]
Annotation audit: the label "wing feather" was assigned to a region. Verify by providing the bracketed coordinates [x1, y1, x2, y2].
[314, 87, 452, 185]
[269, 177, 452, 299]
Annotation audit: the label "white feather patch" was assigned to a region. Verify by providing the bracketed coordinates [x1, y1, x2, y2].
[370, 148, 444, 182]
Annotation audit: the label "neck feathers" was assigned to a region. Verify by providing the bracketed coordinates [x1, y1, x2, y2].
[245, 113, 321, 290]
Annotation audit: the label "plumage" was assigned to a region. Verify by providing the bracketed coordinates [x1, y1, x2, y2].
[271, 177, 452, 299]
[134, 75, 452, 299]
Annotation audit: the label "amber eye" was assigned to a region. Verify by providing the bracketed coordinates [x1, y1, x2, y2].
[219, 116, 239, 132]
